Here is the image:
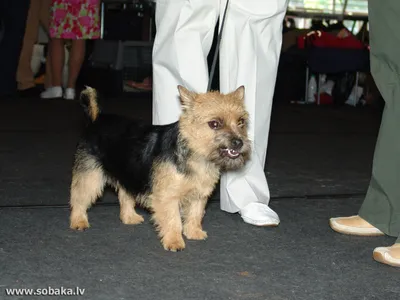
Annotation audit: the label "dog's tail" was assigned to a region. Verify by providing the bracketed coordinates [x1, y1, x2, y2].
[80, 86, 100, 122]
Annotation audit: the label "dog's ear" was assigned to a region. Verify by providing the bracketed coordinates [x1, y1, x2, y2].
[231, 85, 245, 101]
[178, 85, 197, 109]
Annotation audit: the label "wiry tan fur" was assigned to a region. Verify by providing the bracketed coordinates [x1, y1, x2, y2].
[150, 158, 219, 251]
[148, 86, 250, 251]
[81, 86, 100, 122]
[118, 186, 145, 225]
[69, 153, 145, 231]
[69, 85, 251, 252]
[178, 86, 250, 171]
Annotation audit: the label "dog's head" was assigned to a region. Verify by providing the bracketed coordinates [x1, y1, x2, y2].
[178, 86, 251, 171]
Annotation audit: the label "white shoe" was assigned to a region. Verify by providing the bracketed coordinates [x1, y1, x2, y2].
[40, 86, 63, 99]
[64, 88, 75, 100]
[239, 202, 280, 226]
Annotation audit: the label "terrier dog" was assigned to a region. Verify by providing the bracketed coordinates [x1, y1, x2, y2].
[69, 86, 251, 251]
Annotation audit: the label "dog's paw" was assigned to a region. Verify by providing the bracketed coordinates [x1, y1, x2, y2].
[70, 218, 90, 231]
[162, 234, 186, 252]
[184, 227, 208, 240]
[121, 213, 145, 225]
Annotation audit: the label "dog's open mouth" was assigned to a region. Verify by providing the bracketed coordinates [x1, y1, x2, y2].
[220, 148, 240, 159]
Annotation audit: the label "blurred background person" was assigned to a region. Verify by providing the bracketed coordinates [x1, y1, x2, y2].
[41, 0, 100, 100]
[16, 0, 52, 98]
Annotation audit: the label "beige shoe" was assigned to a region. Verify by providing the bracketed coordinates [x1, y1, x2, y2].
[329, 215, 385, 236]
[373, 244, 400, 267]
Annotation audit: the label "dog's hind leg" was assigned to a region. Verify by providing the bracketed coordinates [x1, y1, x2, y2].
[70, 167, 105, 231]
[118, 187, 144, 225]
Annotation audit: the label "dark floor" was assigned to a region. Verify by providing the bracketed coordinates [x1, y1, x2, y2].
[1, 94, 398, 300]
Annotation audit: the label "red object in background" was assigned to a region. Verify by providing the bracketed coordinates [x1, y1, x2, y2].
[315, 93, 334, 105]
[298, 30, 365, 50]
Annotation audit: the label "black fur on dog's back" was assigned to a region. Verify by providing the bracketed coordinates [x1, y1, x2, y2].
[75, 104, 191, 197]
[86, 118, 184, 193]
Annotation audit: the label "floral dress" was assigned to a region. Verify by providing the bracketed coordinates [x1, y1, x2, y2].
[49, 0, 100, 40]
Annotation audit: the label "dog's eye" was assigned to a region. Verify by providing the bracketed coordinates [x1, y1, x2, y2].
[208, 120, 221, 130]
[238, 118, 246, 127]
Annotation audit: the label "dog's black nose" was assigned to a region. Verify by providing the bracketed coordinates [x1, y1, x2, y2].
[231, 138, 243, 150]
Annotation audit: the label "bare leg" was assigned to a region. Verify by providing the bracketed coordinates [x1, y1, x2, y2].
[39, 0, 52, 89]
[49, 38, 65, 87]
[67, 39, 86, 89]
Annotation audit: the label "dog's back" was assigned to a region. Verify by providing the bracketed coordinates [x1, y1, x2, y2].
[75, 87, 181, 197]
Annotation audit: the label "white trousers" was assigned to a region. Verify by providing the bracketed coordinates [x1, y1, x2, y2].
[152, 0, 288, 215]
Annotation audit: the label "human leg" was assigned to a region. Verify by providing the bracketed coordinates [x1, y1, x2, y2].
[218, 0, 288, 225]
[331, 0, 400, 239]
[152, 0, 220, 125]
[330, 0, 400, 267]
[40, 38, 64, 99]
[64, 39, 85, 99]
[39, 0, 53, 89]
[16, 0, 41, 91]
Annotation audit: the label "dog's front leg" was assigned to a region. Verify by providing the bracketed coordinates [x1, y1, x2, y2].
[151, 192, 186, 252]
[182, 195, 208, 240]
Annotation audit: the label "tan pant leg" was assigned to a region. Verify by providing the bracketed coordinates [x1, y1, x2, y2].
[39, 0, 52, 88]
[16, 0, 41, 90]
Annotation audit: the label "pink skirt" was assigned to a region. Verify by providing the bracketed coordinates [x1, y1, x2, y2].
[49, 0, 100, 40]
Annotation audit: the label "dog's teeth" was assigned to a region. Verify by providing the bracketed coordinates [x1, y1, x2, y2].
[227, 149, 239, 158]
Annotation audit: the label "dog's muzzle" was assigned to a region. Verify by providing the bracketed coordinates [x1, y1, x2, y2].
[220, 138, 244, 159]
